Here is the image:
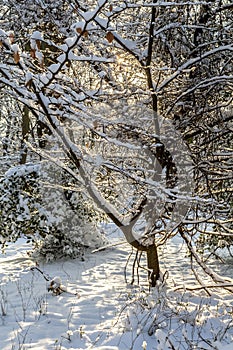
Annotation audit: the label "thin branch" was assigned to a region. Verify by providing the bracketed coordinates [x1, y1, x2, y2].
[179, 227, 233, 293]
[174, 283, 233, 292]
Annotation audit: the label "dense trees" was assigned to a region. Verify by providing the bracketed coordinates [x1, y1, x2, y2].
[0, 0, 232, 287]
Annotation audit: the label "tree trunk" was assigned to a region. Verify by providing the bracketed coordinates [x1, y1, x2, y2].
[125, 236, 160, 287]
[147, 244, 160, 287]
[131, 241, 160, 287]
[20, 105, 30, 164]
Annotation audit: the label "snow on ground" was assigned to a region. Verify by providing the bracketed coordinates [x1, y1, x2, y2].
[1, 226, 233, 350]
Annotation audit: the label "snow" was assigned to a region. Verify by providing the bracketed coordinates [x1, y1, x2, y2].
[48, 63, 60, 74]
[57, 53, 66, 63]
[0, 29, 8, 41]
[25, 71, 33, 84]
[98, 0, 107, 7]
[5, 163, 40, 178]
[98, 70, 107, 78]
[82, 10, 96, 22]
[11, 43, 19, 53]
[31, 31, 43, 41]
[59, 43, 69, 52]
[0, 29, 7, 39]
[65, 36, 77, 47]
[1, 227, 233, 349]
[95, 16, 108, 29]
[30, 39, 37, 50]
[80, 0, 107, 21]
[35, 51, 44, 64]
[39, 72, 53, 85]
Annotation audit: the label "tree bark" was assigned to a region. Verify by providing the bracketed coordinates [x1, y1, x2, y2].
[125, 239, 160, 287]
[122, 226, 160, 287]
[20, 105, 30, 164]
[147, 244, 160, 287]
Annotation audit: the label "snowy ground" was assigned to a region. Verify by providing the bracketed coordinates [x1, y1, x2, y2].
[1, 226, 233, 350]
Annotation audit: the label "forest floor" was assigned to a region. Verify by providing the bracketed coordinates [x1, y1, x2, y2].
[1, 224, 233, 350]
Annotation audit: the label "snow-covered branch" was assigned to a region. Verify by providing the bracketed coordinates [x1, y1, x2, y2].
[157, 45, 233, 92]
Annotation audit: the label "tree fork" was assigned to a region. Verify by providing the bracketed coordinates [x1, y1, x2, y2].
[129, 239, 160, 287]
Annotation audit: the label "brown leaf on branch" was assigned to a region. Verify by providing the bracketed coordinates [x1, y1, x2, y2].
[30, 49, 36, 58]
[76, 27, 88, 37]
[109, 4, 113, 12]
[36, 39, 41, 50]
[106, 32, 114, 43]
[9, 32, 14, 44]
[25, 79, 33, 89]
[13, 51, 20, 63]
[76, 27, 82, 34]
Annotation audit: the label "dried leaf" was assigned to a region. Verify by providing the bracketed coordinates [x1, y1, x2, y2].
[13, 51, 20, 63]
[30, 49, 36, 58]
[9, 32, 14, 44]
[40, 59, 44, 69]
[25, 79, 33, 89]
[66, 60, 71, 68]
[93, 120, 98, 129]
[0, 41, 2, 48]
[36, 39, 41, 50]
[76, 27, 82, 34]
[106, 32, 114, 43]
[76, 27, 88, 37]
[109, 4, 113, 12]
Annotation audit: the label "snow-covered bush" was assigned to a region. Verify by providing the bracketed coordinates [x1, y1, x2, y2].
[0, 162, 107, 259]
[0, 163, 46, 247]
